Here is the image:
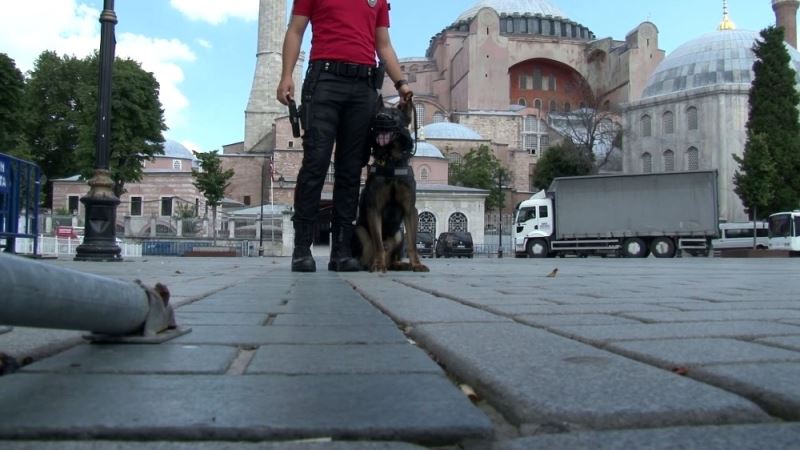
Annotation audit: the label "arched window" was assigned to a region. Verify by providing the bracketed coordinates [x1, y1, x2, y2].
[433, 111, 446, 123]
[534, 98, 542, 110]
[521, 115, 548, 155]
[415, 103, 426, 126]
[564, 102, 571, 112]
[642, 152, 652, 173]
[418, 211, 436, 234]
[518, 98, 527, 106]
[663, 111, 674, 134]
[420, 166, 430, 182]
[448, 212, 468, 232]
[663, 149, 675, 171]
[641, 114, 652, 137]
[687, 106, 698, 130]
[549, 100, 557, 113]
[687, 147, 699, 170]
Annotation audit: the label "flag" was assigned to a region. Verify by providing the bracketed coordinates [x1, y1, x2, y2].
[269, 157, 275, 182]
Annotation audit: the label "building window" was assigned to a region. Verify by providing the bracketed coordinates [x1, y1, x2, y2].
[547, 75, 557, 91]
[663, 149, 675, 171]
[415, 103, 425, 126]
[448, 212, 468, 232]
[687, 147, 699, 170]
[68, 195, 80, 215]
[418, 211, 436, 234]
[533, 69, 542, 90]
[549, 100, 557, 113]
[519, 74, 533, 90]
[420, 166, 430, 182]
[663, 111, 674, 134]
[243, 195, 251, 206]
[172, 159, 182, 170]
[448, 152, 462, 179]
[130, 196, 143, 216]
[642, 152, 652, 173]
[161, 197, 173, 216]
[518, 98, 527, 106]
[564, 102, 571, 112]
[326, 162, 335, 183]
[687, 106, 698, 130]
[522, 115, 548, 155]
[534, 98, 542, 110]
[641, 114, 652, 137]
[433, 111, 446, 123]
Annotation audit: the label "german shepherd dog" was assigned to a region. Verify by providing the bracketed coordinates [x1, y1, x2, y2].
[353, 98, 430, 273]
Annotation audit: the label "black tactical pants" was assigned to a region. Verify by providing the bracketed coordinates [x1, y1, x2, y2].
[293, 63, 379, 231]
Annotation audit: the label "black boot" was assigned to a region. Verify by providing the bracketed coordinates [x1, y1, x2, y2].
[291, 222, 316, 272]
[328, 224, 361, 272]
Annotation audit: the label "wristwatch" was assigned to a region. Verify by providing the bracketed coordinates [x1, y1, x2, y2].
[394, 79, 408, 90]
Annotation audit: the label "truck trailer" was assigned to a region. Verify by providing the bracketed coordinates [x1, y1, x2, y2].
[514, 171, 719, 258]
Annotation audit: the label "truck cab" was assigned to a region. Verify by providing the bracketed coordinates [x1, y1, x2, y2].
[514, 191, 554, 257]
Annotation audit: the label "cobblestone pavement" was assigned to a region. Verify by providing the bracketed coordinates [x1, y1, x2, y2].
[1, 255, 799, 449]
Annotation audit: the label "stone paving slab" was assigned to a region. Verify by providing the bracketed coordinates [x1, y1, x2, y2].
[516, 314, 643, 327]
[0, 441, 427, 450]
[270, 313, 396, 326]
[550, 321, 800, 345]
[247, 344, 442, 375]
[172, 325, 408, 346]
[493, 423, 800, 450]
[410, 322, 770, 429]
[692, 362, 800, 420]
[619, 310, 800, 322]
[0, 327, 83, 361]
[0, 373, 492, 443]
[660, 301, 800, 311]
[175, 312, 269, 326]
[605, 338, 800, 368]
[21, 344, 238, 374]
[483, 303, 678, 316]
[348, 278, 511, 325]
[755, 335, 800, 351]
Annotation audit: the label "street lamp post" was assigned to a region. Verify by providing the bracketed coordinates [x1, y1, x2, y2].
[258, 154, 266, 256]
[497, 170, 508, 259]
[75, 0, 121, 262]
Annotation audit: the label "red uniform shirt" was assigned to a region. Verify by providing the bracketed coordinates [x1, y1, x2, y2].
[292, 0, 390, 66]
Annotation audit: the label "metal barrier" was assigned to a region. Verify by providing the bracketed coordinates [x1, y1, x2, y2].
[0, 153, 41, 255]
[0, 253, 188, 342]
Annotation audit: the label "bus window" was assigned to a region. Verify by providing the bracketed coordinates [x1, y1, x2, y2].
[795, 216, 800, 237]
[769, 214, 791, 238]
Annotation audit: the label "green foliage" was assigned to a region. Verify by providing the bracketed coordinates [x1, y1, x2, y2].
[193, 150, 234, 244]
[741, 26, 800, 214]
[19, 51, 166, 205]
[449, 145, 510, 210]
[734, 134, 776, 219]
[0, 53, 26, 157]
[532, 141, 595, 191]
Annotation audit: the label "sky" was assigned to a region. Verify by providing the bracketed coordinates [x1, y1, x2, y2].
[0, 0, 779, 153]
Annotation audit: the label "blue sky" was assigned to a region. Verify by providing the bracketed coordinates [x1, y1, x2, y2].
[0, 1, 778, 153]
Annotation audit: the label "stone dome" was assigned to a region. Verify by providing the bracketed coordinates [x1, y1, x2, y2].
[413, 141, 445, 159]
[457, 0, 567, 22]
[642, 29, 800, 99]
[419, 122, 484, 140]
[162, 140, 195, 159]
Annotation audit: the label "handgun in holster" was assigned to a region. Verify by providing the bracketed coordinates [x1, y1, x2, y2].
[288, 99, 301, 138]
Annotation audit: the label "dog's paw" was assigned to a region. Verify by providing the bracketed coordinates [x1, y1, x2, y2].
[412, 263, 430, 273]
[389, 261, 412, 271]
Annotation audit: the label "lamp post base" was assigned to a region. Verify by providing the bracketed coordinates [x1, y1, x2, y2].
[75, 169, 122, 262]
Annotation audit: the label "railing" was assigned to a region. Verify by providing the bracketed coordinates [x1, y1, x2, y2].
[14, 236, 143, 258]
[0, 153, 41, 255]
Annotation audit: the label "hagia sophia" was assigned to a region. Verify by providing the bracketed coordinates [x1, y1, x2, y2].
[53, 0, 800, 246]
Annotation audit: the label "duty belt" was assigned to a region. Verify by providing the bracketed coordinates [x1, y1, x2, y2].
[314, 60, 375, 79]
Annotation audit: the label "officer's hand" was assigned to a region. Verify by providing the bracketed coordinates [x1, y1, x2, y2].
[277, 77, 295, 105]
[398, 84, 413, 106]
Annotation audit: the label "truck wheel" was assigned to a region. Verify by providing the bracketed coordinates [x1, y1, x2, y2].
[650, 237, 676, 258]
[621, 238, 648, 258]
[526, 239, 549, 258]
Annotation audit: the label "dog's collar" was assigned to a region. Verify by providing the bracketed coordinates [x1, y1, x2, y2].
[369, 163, 413, 178]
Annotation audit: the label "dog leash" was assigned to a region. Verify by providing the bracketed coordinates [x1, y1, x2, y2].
[409, 98, 418, 156]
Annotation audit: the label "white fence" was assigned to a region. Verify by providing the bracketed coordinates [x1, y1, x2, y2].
[14, 236, 143, 258]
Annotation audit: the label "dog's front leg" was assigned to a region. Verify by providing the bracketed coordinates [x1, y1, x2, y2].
[366, 211, 387, 273]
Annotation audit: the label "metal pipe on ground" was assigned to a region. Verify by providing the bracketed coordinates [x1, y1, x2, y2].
[0, 253, 180, 340]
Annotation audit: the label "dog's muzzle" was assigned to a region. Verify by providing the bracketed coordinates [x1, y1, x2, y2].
[375, 131, 395, 147]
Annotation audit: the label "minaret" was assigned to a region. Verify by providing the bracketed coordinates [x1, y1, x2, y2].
[244, 0, 303, 152]
[773, 0, 800, 48]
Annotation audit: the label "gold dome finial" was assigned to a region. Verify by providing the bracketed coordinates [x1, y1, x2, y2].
[718, 0, 737, 30]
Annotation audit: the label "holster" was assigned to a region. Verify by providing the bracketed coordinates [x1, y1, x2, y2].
[371, 63, 386, 89]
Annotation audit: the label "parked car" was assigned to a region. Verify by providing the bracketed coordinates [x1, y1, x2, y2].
[415, 231, 434, 258]
[712, 222, 769, 250]
[435, 231, 474, 258]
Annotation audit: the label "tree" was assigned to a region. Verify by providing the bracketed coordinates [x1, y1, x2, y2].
[553, 75, 623, 171]
[741, 26, 800, 214]
[0, 53, 26, 157]
[192, 151, 234, 244]
[532, 140, 594, 191]
[734, 133, 776, 223]
[449, 144, 509, 211]
[20, 51, 166, 205]
[76, 55, 166, 197]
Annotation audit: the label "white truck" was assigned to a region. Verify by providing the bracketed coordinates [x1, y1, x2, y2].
[514, 171, 719, 258]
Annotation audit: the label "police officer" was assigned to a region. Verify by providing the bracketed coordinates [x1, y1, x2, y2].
[277, 0, 412, 272]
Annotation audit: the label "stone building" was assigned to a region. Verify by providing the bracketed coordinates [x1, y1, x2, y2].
[623, 2, 800, 222]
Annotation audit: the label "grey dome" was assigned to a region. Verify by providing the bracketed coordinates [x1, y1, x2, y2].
[457, 0, 567, 22]
[162, 140, 195, 159]
[413, 141, 445, 159]
[420, 122, 484, 140]
[642, 29, 800, 99]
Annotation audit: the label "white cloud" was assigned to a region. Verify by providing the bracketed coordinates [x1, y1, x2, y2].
[170, 0, 258, 25]
[0, 1, 196, 141]
[196, 38, 213, 50]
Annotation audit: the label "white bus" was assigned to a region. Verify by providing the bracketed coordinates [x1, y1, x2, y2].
[768, 211, 800, 254]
